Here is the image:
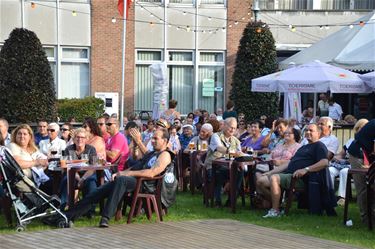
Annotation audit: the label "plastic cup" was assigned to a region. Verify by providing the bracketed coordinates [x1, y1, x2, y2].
[91, 155, 98, 166]
[60, 156, 68, 168]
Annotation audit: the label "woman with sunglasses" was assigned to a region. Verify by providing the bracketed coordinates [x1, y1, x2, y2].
[83, 117, 106, 159]
[60, 122, 73, 146]
[236, 121, 248, 142]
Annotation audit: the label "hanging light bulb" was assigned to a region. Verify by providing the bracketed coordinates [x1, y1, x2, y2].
[150, 22, 154, 27]
[159, 19, 163, 23]
[319, 25, 323, 30]
[72, 10, 77, 17]
[291, 26, 296, 32]
[228, 24, 232, 28]
[177, 26, 180, 30]
[150, 13, 154, 18]
[242, 17, 245, 20]
[31, 2, 36, 9]
[288, 24, 293, 29]
[256, 27, 262, 33]
[222, 27, 226, 32]
[186, 26, 191, 32]
[183, 11, 187, 15]
[325, 25, 330, 30]
[111, 17, 116, 23]
[208, 17, 212, 21]
[168, 24, 172, 28]
[349, 24, 354, 29]
[234, 21, 239, 25]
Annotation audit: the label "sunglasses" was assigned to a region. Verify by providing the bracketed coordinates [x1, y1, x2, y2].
[47, 129, 56, 132]
[97, 123, 105, 126]
[106, 123, 115, 127]
[61, 128, 69, 132]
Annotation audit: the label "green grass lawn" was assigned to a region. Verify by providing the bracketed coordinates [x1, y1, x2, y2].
[1, 192, 374, 248]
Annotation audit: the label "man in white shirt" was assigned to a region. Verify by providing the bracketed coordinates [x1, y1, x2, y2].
[318, 93, 329, 117]
[39, 122, 66, 157]
[301, 117, 339, 160]
[317, 116, 339, 160]
[328, 97, 343, 121]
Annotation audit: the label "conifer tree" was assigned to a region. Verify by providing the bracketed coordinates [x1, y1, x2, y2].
[0, 28, 57, 123]
[230, 21, 279, 121]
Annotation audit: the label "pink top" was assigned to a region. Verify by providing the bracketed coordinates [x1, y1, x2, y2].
[106, 132, 129, 171]
[271, 142, 301, 160]
[102, 132, 111, 144]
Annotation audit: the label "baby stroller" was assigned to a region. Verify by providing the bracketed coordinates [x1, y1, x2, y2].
[0, 146, 68, 231]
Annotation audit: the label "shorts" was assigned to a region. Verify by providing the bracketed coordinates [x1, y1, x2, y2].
[278, 173, 305, 189]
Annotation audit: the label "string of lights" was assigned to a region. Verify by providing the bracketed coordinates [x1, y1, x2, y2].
[28, 0, 374, 34]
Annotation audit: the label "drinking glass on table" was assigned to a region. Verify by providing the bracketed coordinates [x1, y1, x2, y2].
[81, 154, 89, 164]
[188, 141, 195, 151]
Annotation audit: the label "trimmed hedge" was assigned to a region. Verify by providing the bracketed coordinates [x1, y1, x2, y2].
[57, 97, 105, 122]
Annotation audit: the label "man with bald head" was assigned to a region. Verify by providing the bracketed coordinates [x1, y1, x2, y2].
[204, 117, 243, 206]
[183, 123, 213, 153]
[262, 123, 329, 218]
[106, 118, 129, 171]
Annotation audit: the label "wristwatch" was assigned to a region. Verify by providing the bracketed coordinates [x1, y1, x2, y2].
[305, 167, 310, 172]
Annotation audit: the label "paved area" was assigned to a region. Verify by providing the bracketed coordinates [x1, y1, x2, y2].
[1, 219, 361, 249]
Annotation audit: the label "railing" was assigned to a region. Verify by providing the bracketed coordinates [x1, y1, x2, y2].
[332, 124, 354, 148]
[259, 0, 374, 10]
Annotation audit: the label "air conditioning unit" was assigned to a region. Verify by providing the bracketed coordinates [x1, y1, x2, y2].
[94, 92, 119, 117]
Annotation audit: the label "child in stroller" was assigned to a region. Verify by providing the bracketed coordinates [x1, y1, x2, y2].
[0, 146, 69, 231]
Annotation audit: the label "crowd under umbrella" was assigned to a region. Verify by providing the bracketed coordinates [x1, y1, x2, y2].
[251, 60, 371, 118]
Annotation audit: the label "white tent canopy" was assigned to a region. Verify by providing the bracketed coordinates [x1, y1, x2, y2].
[279, 11, 375, 71]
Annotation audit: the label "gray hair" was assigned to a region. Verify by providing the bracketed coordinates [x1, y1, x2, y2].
[320, 116, 333, 132]
[201, 123, 213, 133]
[224, 117, 237, 126]
[0, 118, 9, 128]
[48, 122, 60, 132]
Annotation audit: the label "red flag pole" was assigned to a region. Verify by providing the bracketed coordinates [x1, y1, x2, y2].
[120, 0, 127, 129]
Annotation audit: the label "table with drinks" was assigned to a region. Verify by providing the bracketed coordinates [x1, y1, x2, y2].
[211, 148, 259, 213]
[180, 140, 209, 193]
[47, 152, 116, 210]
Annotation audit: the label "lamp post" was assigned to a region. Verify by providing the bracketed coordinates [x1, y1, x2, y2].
[252, 0, 260, 22]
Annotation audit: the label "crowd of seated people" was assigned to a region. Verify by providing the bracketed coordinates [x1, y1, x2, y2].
[1, 97, 374, 229]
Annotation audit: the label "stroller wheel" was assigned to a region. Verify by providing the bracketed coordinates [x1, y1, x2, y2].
[57, 219, 71, 228]
[16, 225, 25, 232]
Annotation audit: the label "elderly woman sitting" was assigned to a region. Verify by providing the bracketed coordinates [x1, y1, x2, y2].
[255, 127, 301, 206]
[59, 128, 97, 212]
[7, 124, 49, 192]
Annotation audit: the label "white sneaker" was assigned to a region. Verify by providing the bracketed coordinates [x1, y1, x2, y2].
[262, 208, 281, 218]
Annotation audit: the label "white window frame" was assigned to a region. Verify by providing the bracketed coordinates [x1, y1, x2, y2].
[135, 49, 163, 65]
[167, 50, 194, 66]
[61, 46, 90, 63]
[198, 51, 225, 66]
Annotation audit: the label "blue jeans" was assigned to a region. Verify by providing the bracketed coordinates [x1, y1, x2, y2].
[59, 173, 97, 211]
[65, 176, 137, 221]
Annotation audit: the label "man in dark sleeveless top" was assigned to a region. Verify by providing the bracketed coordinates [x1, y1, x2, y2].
[63, 129, 173, 228]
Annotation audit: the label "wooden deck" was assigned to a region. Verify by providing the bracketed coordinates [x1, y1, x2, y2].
[0, 219, 361, 249]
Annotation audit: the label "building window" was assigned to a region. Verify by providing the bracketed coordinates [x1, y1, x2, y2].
[43, 46, 57, 93]
[200, 0, 225, 4]
[60, 47, 90, 99]
[135, 50, 163, 112]
[198, 51, 225, 114]
[168, 51, 194, 114]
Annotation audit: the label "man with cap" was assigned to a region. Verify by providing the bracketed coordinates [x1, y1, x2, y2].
[179, 124, 195, 150]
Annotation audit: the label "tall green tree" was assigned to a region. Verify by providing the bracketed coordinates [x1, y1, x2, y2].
[230, 21, 279, 121]
[0, 28, 57, 123]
